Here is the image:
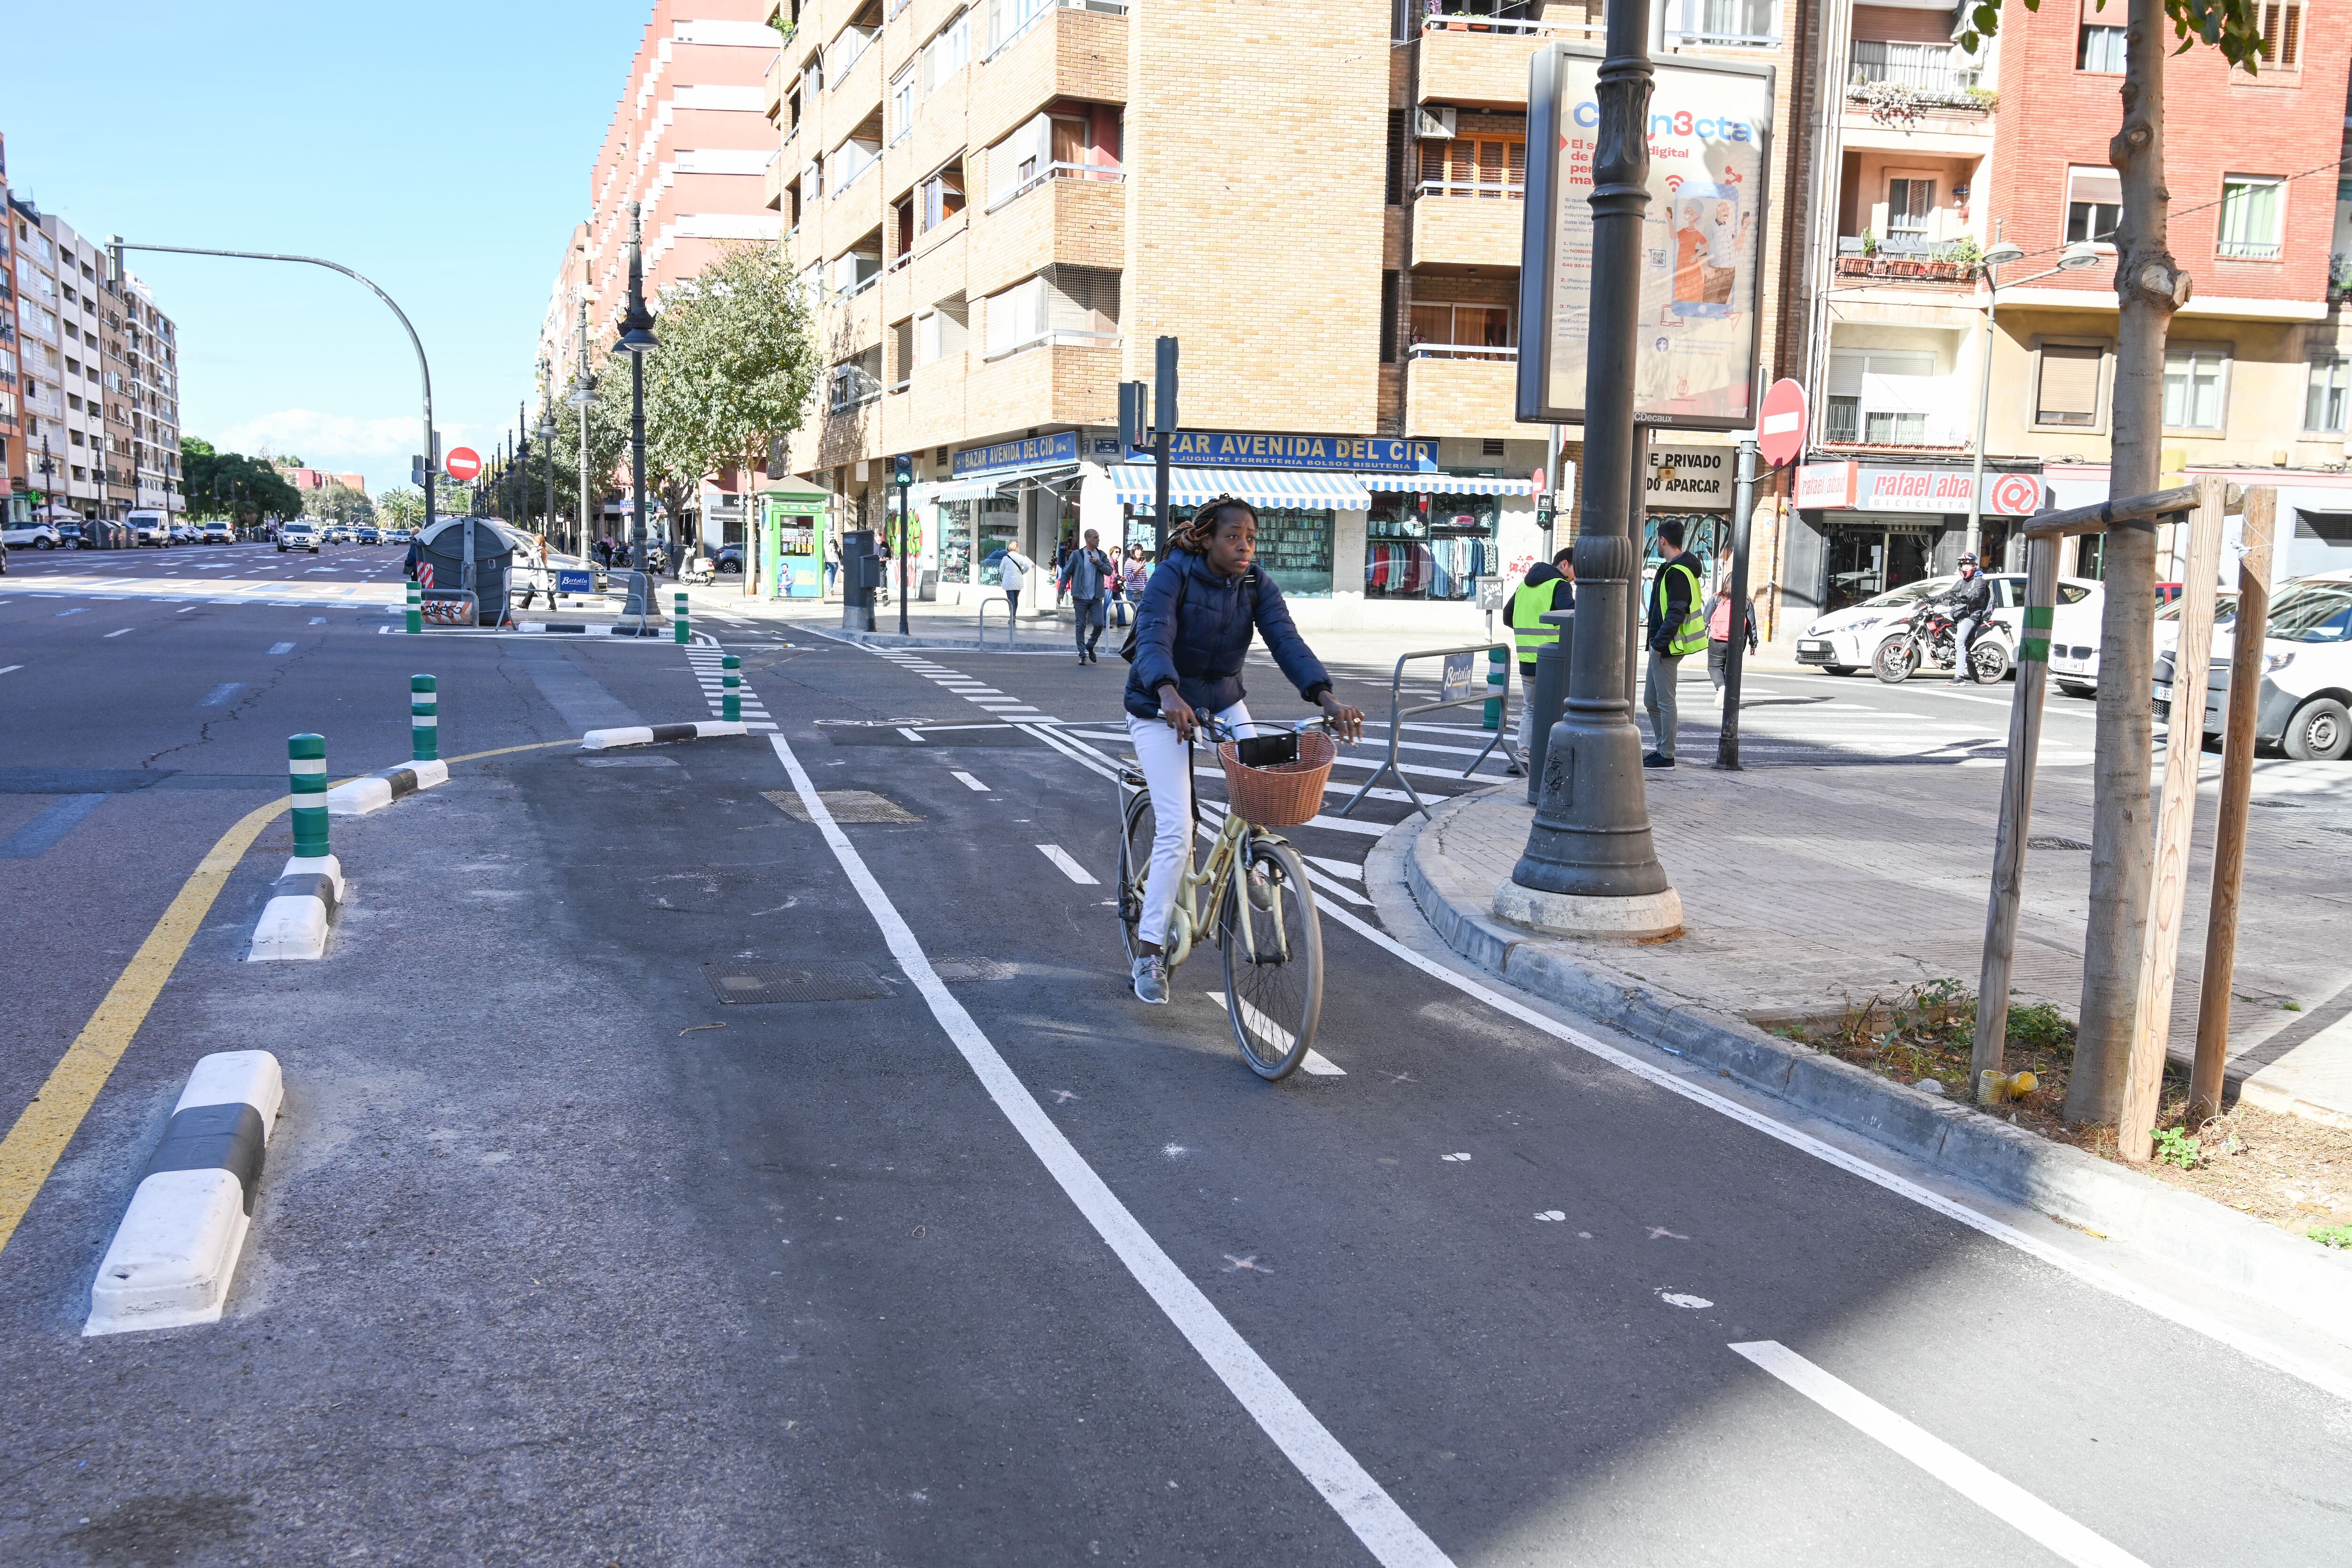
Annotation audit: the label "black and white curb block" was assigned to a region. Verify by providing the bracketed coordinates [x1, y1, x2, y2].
[87, 1050, 282, 1336]
[325, 760, 450, 816]
[247, 853, 345, 961]
[518, 621, 672, 637]
[580, 720, 749, 750]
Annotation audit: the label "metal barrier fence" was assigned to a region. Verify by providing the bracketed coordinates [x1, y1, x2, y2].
[977, 596, 1014, 646]
[1337, 641, 1514, 819]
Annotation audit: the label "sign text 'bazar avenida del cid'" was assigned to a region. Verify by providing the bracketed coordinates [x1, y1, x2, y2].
[1124, 432, 1441, 473]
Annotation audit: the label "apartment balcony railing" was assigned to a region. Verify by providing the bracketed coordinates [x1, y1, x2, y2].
[1666, 26, 1779, 47]
[1408, 342, 1518, 362]
[984, 161, 1125, 215]
[984, 0, 1128, 64]
[1848, 43, 1981, 92]
[1420, 12, 1599, 38]
[2218, 239, 2282, 261]
[827, 25, 876, 81]
[982, 326, 1120, 363]
[1416, 178, 1525, 201]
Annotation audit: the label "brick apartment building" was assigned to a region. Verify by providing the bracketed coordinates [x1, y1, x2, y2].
[1785, 0, 2352, 625]
[537, 0, 783, 541]
[6, 179, 183, 529]
[769, 0, 1822, 627]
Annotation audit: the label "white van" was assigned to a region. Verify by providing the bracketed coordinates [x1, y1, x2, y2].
[2164, 572, 2352, 760]
[126, 509, 170, 547]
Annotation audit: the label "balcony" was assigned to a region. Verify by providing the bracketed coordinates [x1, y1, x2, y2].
[765, 49, 787, 119]
[1832, 239, 1981, 287]
[1843, 79, 1995, 149]
[965, 339, 1118, 432]
[1411, 183, 1526, 269]
[1404, 351, 1521, 440]
[829, 31, 885, 125]
[970, 4, 1128, 152]
[1418, 13, 1596, 109]
[973, 166, 1124, 293]
[763, 153, 787, 211]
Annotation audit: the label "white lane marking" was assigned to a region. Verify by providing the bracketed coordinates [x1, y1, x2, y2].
[269, 641, 296, 654]
[309, 616, 326, 625]
[1303, 855, 1365, 881]
[767, 733, 1452, 1566]
[0, 666, 19, 676]
[104, 628, 134, 638]
[898, 727, 927, 743]
[176, 606, 198, 613]
[1036, 844, 1099, 884]
[952, 771, 991, 792]
[1206, 994, 1345, 1076]
[1031, 714, 2352, 1405]
[1730, 1342, 2150, 1568]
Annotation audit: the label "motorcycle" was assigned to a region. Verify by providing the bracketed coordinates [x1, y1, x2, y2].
[680, 555, 719, 587]
[1874, 607, 2013, 685]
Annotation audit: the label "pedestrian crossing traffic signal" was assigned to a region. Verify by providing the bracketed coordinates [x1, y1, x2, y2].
[892, 454, 914, 487]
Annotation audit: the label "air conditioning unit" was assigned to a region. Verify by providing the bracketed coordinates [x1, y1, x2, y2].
[1414, 105, 1457, 139]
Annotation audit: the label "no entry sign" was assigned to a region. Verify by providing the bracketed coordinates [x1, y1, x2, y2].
[1757, 378, 1807, 468]
[445, 447, 482, 483]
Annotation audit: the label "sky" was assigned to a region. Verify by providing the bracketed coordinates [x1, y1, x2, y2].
[6, 0, 656, 497]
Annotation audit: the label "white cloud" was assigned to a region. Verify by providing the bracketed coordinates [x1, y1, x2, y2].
[214, 409, 435, 459]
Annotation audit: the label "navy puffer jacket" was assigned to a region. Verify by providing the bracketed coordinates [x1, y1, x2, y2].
[1123, 549, 1333, 721]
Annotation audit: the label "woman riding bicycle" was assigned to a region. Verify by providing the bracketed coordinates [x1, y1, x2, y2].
[1124, 497, 1364, 1005]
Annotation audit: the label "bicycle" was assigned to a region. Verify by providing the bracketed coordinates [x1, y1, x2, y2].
[1115, 716, 1339, 1080]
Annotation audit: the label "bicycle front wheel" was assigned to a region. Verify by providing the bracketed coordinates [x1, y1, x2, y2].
[1117, 783, 1153, 965]
[1219, 840, 1322, 1081]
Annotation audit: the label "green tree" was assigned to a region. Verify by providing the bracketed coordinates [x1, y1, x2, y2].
[1958, 0, 2263, 1130]
[303, 482, 374, 526]
[641, 241, 819, 547]
[181, 437, 303, 528]
[375, 478, 471, 531]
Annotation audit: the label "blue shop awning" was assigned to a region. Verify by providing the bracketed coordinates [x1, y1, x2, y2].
[1363, 473, 1538, 496]
[1110, 465, 1371, 511]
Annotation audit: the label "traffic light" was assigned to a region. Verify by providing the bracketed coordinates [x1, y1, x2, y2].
[892, 453, 914, 487]
[1119, 381, 1149, 453]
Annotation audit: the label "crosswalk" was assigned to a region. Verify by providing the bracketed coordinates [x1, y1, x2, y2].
[684, 645, 777, 731]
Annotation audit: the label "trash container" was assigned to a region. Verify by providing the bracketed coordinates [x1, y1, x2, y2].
[415, 517, 514, 626]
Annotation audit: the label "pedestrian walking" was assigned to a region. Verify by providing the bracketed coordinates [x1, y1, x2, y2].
[1704, 569, 1758, 706]
[1000, 543, 1035, 621]
[1642, 519, 1707, 770]
[1060, 527, 1113, 664]
[1506, 548, 1574, 774]
[823, 530, 839, 596]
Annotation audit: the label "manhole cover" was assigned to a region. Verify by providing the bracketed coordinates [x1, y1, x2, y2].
[929, 957, 1014, 983]
[762, 789, 922, 823]
[702, 961, 889, 1003]
[2027, 836, 2092, 851]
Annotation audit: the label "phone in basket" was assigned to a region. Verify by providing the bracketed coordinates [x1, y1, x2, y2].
[1236, 732, 1300, 769]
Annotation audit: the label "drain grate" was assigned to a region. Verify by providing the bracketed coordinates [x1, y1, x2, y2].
[702, 961, 889, 1004]
[2027, 836, 2093, 851]
[928, 956, 1015, 984]
[762, 789, 922, 824]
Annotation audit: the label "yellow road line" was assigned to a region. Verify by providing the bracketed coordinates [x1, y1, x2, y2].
[0, 795, 286, 1258]
[0, 736, 580, 1261]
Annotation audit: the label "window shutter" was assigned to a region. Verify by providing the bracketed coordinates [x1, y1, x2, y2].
[1385, 111, 1405, 205]
[1380, 270, 1400, 363]
[2036, 344, 2102, 423]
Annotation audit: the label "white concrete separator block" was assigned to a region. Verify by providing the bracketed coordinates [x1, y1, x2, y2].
[325, 761, 450, 817]
[87, 1050, 283, 1336]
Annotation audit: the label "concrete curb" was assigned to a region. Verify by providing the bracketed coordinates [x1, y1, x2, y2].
[580, 720, 750, 751]
[248, 853, 343, 962]
[1394, 787, 2352, 1337]
[87, 1051, 282, 1336]
[325, 759, 449, 817]
[516, 621, 672, 637]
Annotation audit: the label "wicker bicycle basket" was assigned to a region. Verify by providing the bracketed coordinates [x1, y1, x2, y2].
[1215, 729, 1336, 828]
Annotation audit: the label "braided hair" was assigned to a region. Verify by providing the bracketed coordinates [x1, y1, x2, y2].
[1165, 495, 1258, 559]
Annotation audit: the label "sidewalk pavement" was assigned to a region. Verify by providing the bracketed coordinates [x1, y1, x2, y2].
[1407, 764, 2352, 1127]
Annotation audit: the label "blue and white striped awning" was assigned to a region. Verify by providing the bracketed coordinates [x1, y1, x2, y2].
[1110, 465, 1371, 511]
[1365, 472, 1538, 496]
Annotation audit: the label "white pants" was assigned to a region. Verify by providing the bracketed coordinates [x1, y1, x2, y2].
[1126, 700, 1253, 947]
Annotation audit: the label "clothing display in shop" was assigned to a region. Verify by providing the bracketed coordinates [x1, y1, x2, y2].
[1365, 537, 1493, 599]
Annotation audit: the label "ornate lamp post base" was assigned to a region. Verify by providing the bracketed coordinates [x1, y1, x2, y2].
[1492, 880, 1683, 940]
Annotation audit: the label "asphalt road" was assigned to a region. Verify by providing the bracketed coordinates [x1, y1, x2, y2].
[3, 564, 2349, 1565]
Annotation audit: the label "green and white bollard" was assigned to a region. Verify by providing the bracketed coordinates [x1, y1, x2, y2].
[405, 579, 422, 634]
[1484, 646, 1507, 731]
[411, 674, 438, 762]
[288, 734, 330, 862]
[722, 655, 740, 723]
[673, 589, 690, 645]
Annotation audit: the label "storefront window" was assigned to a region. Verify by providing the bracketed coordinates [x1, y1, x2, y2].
[1643, 512, 1730, 583]
[975, 499, 1019, 585]
[1150, 503, 1333, 597]
[1821, 522, 1933, 611]
[1366, 493, 1499, 601]
[936, 500, 973, 583]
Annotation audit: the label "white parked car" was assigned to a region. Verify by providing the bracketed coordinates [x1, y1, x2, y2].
[2050, 589, 2242, 698]
[1, 520, 62, 550]
[1796, 573, 2102, 677]
[2163, 572, 2352, 760]
[197, 519, 235, 543]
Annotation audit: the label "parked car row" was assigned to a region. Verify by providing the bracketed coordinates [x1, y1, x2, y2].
[1796, 573, 2105, 678]
[2156, 571, 2352, 761]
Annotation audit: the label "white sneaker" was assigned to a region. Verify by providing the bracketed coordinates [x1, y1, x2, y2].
[1131, 955, 1169, 1004]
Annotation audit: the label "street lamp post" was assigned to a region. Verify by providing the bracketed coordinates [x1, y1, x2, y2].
[1502, 0, 1682, 939]
[568, 301, 596, 561]
[615, 202, 660, 609]
[1966, 240, 2103, 560]
[110, 237, 436, 552]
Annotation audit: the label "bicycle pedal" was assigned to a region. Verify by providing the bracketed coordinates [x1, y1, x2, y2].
[1117, 765, 1146, 788]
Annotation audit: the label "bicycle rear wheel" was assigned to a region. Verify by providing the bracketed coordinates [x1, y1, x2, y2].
[1219, 840, 1321, 1080]
[1117, 784, 1153, 965]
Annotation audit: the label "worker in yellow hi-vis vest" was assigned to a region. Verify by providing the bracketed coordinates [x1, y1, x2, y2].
[1505, 547, 1575, 775]
[1643, 518, 1708, 771]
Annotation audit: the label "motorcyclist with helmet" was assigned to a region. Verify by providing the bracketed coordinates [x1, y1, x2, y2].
[1932, 553, 1993, 684]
